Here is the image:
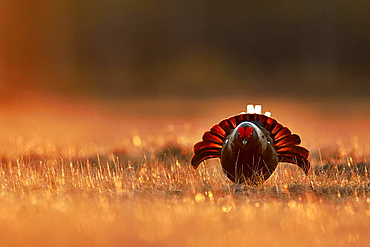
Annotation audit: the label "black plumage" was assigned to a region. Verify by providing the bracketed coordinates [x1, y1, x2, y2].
[191, 113, 310, 184]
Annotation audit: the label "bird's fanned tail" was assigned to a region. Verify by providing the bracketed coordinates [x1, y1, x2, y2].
[191, 113, 310, 174]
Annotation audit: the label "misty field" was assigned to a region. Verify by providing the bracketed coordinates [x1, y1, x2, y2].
[0, 96, 369, 247]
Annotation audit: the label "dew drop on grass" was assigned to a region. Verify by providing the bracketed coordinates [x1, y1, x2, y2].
[205, 191, 214, 201]
[132, 135, 142, 146]
[288, 200, 297, 209]
[221, 205, 232, 213]
[195, 193, 205, 203]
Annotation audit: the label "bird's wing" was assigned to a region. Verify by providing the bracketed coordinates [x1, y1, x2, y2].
[191, 113, 310, 174]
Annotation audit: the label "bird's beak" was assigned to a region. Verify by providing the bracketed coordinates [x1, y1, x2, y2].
[242, 140, 248, 145]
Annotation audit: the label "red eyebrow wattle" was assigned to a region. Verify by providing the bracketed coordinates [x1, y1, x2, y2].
[238, 126, 253, 138]
[245, 126, 253, 138]
[238, 127, 245, 138]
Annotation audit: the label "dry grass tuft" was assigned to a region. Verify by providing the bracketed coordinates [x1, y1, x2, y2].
[0, 142, 369, 247]
[0, 96, 369, 246]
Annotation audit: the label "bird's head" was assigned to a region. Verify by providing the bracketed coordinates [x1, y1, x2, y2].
[228, 122, 268, 150]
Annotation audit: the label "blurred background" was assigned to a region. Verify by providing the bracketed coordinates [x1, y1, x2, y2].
[1, 0, 369, 100]
[0, 1, 369, 157]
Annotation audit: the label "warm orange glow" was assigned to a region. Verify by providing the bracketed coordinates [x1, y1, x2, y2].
[0, 88, 368, 247]
[1, 1, 369, 244]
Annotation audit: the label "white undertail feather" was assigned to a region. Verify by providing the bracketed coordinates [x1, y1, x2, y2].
[246, 104, 271, 117]
[247, 104, 262, 114]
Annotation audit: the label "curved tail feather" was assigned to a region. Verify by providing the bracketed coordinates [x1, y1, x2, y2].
[194, 142, 222, 155]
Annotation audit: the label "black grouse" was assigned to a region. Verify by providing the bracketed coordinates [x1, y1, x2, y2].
[191, 112, 310, 184]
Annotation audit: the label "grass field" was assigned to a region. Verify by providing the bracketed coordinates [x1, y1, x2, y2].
[0, 93, 369, 246]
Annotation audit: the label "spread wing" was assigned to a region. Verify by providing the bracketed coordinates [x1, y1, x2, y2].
[191, 113, 310, 174]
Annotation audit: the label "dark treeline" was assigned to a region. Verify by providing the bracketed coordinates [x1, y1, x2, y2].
[1, 1, 369, 99]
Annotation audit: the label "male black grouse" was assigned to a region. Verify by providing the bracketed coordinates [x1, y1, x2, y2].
[191, 112, 310, 184]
